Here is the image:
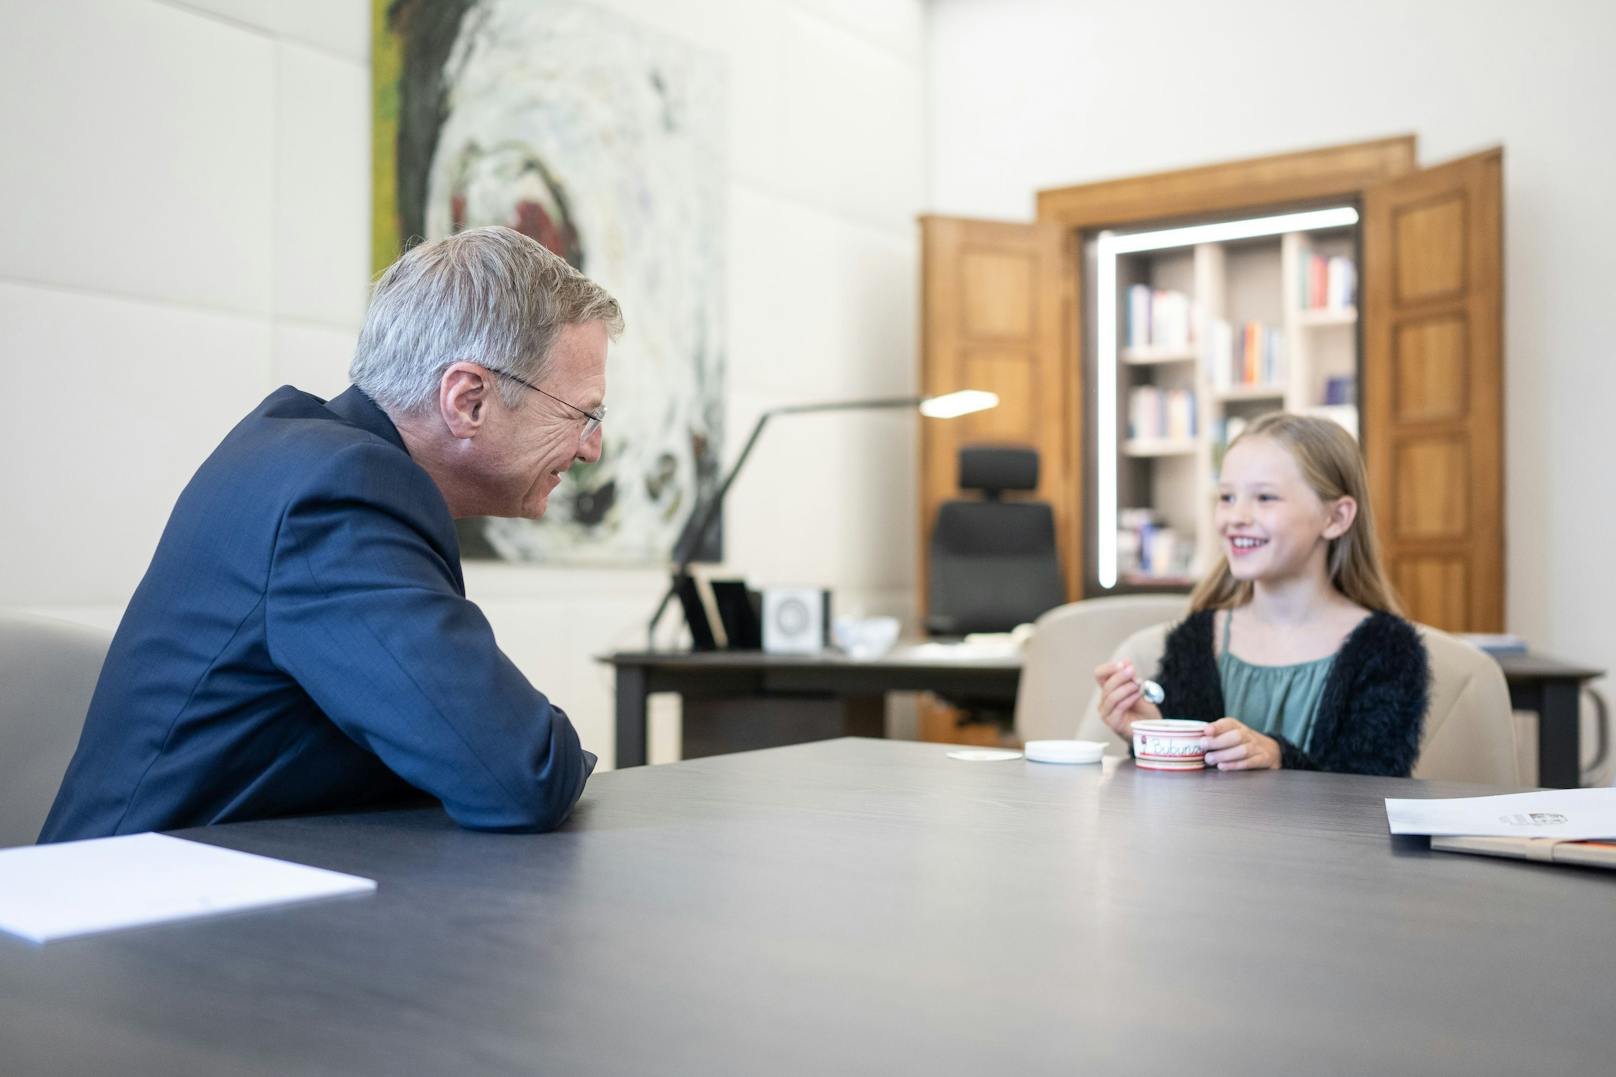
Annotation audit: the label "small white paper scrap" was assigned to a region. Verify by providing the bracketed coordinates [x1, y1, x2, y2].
[946, 748, 1023, 762]
[0, 832, 376, 944]
[1385, 787, 1616, 840]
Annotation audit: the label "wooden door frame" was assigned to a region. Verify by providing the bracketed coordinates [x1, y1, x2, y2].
[1362, 147, 1505, 631]
[1035, 135, 1418, 228]
[1032, 135, 1418, 598]
[917, 215, 1075, 619]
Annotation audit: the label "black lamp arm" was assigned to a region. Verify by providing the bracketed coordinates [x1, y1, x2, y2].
[644, 395, 925, 647]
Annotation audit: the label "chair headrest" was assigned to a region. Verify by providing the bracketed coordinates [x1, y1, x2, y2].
[959, 445, 1039, 494]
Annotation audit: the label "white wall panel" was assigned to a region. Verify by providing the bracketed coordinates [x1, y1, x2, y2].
[0, 282, 271, 606]
[722, 389, 918, 591]
[266, 0, 369, 60]
[272, 323, 356, 400]
[792, 0, 926, 63]
[0, 0, 274, 314]
[163, 0, 369, 60]
[274, 43, 371, 328]
[778, 7, 926, 236]
[727, 186, 918, 401]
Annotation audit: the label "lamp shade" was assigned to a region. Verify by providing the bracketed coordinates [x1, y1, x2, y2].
[918, 390, 999, 419]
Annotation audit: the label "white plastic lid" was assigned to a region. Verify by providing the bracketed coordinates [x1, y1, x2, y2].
[1023, 739, 1107, 765]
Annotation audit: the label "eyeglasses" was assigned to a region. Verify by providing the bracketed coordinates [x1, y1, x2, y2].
[487, 367, 605, 440]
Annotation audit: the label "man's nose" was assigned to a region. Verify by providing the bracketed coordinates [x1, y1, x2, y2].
[576, 427, 603, 464]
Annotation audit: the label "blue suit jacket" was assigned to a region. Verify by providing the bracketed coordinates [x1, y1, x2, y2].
[40, 386, 595, 842]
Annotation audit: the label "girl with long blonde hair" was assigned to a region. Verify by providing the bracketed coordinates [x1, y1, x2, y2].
[1094, 413, 1429, 775]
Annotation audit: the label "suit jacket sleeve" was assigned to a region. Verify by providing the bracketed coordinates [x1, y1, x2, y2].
[263, 441, 595, 831]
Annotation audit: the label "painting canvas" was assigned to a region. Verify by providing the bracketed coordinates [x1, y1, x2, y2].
[373, 0, 725, 564]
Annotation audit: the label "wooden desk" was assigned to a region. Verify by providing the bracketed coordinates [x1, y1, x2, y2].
[605, 647, 1603, 786]
[5, 739, 1612, 1075]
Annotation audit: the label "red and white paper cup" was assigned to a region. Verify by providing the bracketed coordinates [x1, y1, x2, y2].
[1131, 719, 1210, 771]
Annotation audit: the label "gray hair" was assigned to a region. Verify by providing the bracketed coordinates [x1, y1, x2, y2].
[350, 226, 624, 413]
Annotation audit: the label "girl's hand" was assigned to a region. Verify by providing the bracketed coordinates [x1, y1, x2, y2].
[1093, 659, 1162, 740]
[1202, 718, 1282, 770]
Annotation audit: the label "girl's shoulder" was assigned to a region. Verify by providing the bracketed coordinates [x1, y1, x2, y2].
[1340, 609, 1428, 675]
[1348, 608, 1421, 643]
[1163, 608, 1216, 649]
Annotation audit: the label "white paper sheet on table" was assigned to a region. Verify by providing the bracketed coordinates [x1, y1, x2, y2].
[0, 832, 376, 944]
[1385, 787, 1616, 840]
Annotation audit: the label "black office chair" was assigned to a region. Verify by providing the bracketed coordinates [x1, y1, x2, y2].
[926, 445, 1065, 636]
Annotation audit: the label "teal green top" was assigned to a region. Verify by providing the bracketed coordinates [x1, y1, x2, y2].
[1216, 611, 1336, 753]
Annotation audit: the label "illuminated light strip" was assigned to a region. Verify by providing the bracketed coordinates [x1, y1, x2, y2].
[1093, 206, 1359, 589]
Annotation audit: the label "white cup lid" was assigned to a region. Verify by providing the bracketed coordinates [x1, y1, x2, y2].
[1023, 739, 1107, 765]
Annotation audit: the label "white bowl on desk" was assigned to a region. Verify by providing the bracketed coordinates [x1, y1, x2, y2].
[832, 616, 900, 659]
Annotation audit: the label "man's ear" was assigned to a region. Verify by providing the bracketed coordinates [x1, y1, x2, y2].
[1322, 495, 1358, 540]
[439, 363, 494, 440]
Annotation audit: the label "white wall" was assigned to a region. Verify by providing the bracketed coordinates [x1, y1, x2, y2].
[929, 0, 1616, 683]
[0, 0, 928, 766]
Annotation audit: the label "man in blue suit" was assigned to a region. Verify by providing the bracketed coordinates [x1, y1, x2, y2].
[40, 227, 619, 841]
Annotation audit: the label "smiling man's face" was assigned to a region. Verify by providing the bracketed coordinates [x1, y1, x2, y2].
[483, 320, 608, 520]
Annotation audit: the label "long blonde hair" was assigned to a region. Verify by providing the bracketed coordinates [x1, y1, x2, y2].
[1188, 413, 1403, 615]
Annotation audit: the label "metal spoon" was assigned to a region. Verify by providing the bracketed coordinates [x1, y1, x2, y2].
[1140, 679, 1165, 706]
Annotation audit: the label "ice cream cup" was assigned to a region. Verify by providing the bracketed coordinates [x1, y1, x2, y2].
[1131, 719, 1210, 771]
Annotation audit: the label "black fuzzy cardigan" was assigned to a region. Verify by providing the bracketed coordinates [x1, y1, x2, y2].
[1155, 609, 1430, 777]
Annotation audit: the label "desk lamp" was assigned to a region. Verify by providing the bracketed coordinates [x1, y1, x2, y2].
[645, 390, 999, 648]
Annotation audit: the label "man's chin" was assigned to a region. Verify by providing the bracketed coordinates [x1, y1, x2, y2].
[479, 496, 547, 520]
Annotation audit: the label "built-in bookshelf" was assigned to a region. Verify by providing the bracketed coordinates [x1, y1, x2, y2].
[1102, 212, 1360, 588]
[922, 136, 1504, 633]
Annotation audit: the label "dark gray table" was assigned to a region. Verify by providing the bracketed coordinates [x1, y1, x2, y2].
[5, 739, 1613, 1076]
[606, 648, 1604, 786]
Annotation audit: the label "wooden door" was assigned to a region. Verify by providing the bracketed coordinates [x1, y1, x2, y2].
[1362, 149, 1504, 631]
[918, 216, 1078, 620]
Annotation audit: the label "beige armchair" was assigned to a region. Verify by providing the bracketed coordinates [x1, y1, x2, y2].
[1071, 616, 1519, 783]
[1073, 621, 1172, 753]
[0, 611, 111, 846]
[1014, 595, 1187, 743]
[1413, 627, 1518, 784]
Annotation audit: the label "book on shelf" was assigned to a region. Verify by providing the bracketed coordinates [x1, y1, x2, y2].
[1301, 404, 1359, 440]
[1302, 254, 1356, 311]
[1323, 375, 1356, 406]
[1117, 509, 1192, 581]
[1217, 415, 1250, 448]
[1128, 386, 1197, 441]
[1127, 285, 1193, 351]
[1206, 319, 1284, 391]
[1458, 633, 1528, 655]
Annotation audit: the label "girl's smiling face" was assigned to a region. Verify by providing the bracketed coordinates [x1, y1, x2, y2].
[1216, 435, 1354, 583]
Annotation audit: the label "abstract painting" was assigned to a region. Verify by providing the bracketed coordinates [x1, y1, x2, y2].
[373, 0, 725, 563]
